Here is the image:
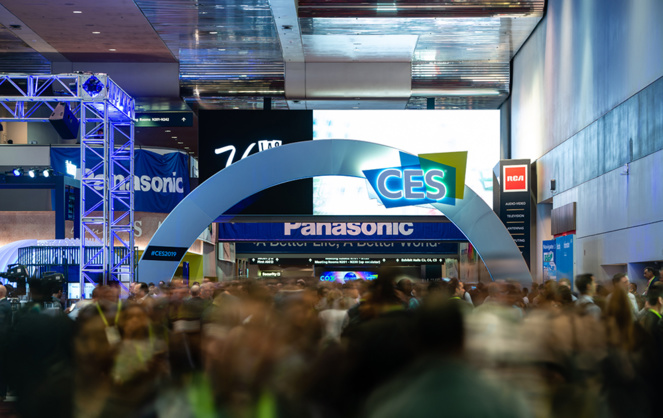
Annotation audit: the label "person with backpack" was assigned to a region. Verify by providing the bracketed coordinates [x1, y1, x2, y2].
[575, 274, 601, 320]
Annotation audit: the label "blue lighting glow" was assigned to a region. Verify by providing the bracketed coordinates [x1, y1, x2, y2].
[82, 75, 104, 98]
[28, 169, 35, 178]
[12, 168, 22, 176]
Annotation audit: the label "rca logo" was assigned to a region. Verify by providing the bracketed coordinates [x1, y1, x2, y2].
[503, 165, 528, 192]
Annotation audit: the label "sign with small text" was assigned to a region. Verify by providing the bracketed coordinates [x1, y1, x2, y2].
[135, 112, 194, 127]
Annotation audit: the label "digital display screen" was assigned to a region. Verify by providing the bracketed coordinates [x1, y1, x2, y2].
[199, 110, 499, 217]
[67, 282, 95, 299]
[198, 110, 313, 215]
[312, 110, 499, 215]
[319, 271, 378, 284]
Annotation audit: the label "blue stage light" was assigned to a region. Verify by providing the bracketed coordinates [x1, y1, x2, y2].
[28, 169, 36, 178]
[82, 75, 104, 98]
[12, 168, 23, 176]
[42, 168, 53, 178]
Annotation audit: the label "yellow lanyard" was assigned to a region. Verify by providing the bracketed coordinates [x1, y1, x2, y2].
[95, 299, 122, 327]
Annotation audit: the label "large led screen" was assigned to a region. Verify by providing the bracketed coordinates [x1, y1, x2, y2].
[199, 110, 313, 215]
[312, 110, 499, 215]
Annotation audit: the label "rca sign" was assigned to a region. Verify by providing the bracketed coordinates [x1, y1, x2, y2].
[503, 165, 528, 192]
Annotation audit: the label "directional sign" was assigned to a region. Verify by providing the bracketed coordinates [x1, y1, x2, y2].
[135, 112, 194, 127]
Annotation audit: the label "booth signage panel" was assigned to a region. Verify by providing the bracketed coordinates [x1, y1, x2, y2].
[50, 148, 190, 213]
[497, 159, 531, 268]
[555, 235, 574, 285]
[542, 239, 557, 281]
[235, 241, 459, 255]
[218, 222, 466, 242]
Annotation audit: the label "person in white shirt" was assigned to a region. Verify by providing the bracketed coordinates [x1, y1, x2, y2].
[607, 273, 639, 318]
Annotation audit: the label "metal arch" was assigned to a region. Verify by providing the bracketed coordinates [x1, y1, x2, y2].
[138, 139, 532, 285]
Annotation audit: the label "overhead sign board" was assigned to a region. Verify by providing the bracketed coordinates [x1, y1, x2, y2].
[235, 241, 459, 255]
[135, 112, 194, 127]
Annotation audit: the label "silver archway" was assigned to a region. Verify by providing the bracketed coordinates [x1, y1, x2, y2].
[138, 140, 532, 285]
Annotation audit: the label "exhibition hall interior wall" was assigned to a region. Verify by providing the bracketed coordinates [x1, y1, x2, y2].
[510, 0, 663, 283]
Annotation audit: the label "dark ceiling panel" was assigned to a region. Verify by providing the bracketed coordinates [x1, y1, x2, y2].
[0, 0, 176, 63]
[0, 24, 50, 73]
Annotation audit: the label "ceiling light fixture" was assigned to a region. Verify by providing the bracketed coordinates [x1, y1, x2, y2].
[73, 11, 82, 14]
[92, 31, 100, 34]
[109, 48, 116, 51]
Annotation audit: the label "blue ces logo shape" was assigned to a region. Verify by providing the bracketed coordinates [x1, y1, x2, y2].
[363, 151, 467, 209]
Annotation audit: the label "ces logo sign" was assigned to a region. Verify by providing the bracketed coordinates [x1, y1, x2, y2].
[503, 165, 528, 192]
[363, 151, 467, 209]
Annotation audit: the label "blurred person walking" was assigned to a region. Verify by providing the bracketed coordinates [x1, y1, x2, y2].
[575, 274, 601, 320]
[0, 285, 11, 402]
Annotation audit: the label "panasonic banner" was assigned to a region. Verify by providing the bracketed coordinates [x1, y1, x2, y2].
[218, 222, 466, 242]
[50, 148, 190, 213]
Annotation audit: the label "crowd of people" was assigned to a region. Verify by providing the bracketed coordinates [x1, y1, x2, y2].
[0, 266, 662, 418]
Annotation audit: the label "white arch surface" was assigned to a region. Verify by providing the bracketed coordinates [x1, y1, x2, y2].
[138, 140, 532, 285]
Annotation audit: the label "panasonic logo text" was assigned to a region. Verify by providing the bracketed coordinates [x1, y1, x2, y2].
[84, 170, 184, 194]
[284, 222, 414, 237]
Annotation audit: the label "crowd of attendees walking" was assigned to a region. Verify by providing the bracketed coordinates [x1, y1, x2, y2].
[0, 266, 662, 418]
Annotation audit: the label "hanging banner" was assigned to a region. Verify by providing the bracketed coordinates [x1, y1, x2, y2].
[556, 234, 574, 286]
[542, 240, 557, 281]
[218, 222, 467, 242]
[49, 148, 190, 213]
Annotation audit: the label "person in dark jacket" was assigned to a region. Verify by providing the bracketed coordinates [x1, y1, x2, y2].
[0, 285, 12, 401]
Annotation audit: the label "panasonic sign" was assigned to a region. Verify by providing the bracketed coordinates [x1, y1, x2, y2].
[83, 170, 185, 194]
[284, 222, 414, 237]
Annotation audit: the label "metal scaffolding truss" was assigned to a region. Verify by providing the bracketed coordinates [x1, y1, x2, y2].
[0, 73, 135, 289]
